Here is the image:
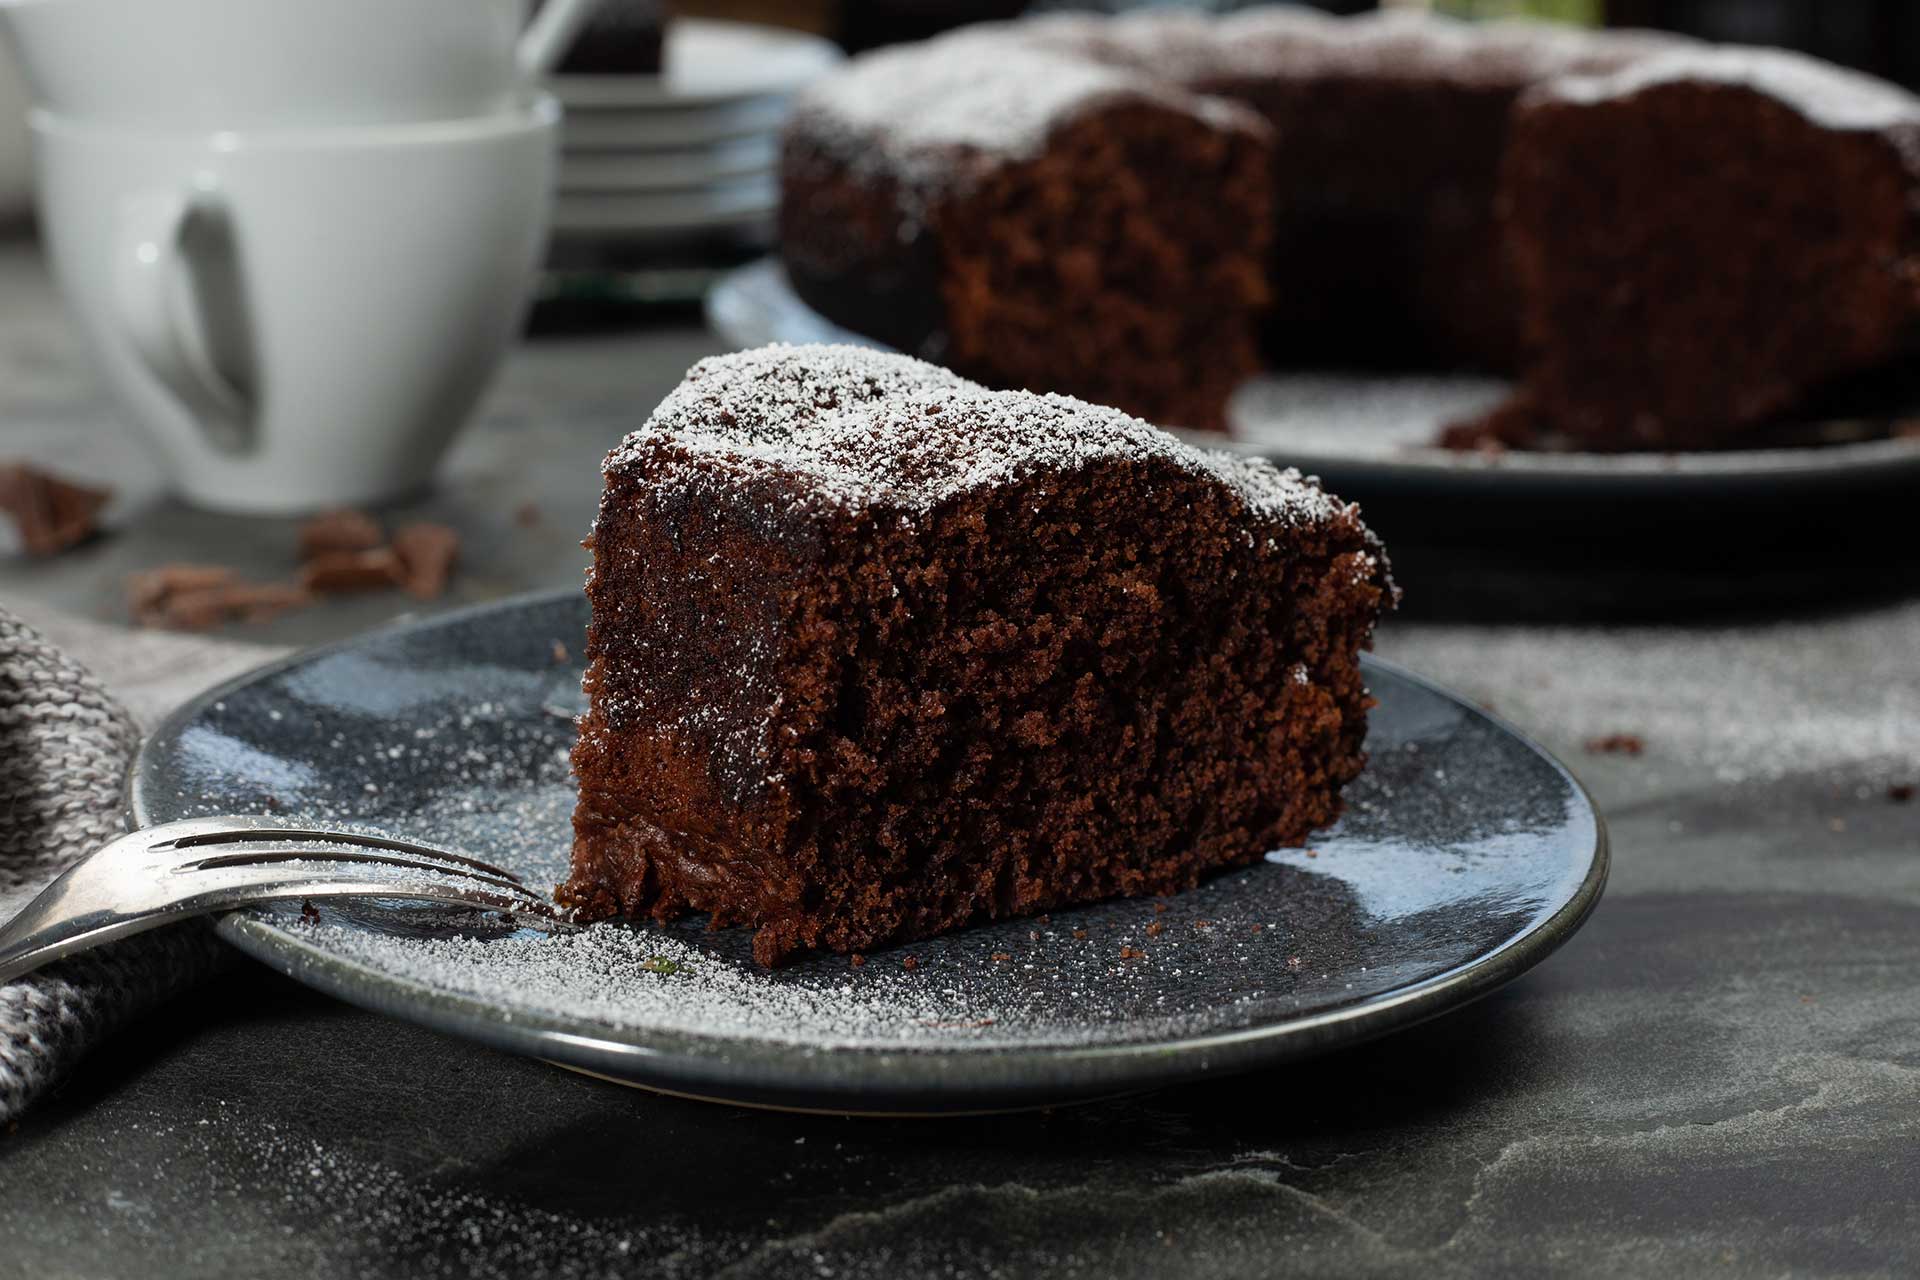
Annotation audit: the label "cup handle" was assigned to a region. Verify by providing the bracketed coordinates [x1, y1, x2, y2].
[115, 184, 254, 455]
[518, 0, 604, 81]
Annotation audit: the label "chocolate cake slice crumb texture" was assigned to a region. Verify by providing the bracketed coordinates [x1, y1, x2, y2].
[563, 344, 1393, 966]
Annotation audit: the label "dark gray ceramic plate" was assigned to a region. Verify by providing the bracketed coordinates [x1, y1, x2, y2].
[132, 589, 1605, 1114]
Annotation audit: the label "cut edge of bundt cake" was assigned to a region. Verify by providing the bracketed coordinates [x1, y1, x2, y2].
[1489, 45, 1920, 450]
[779, 32, 1273, 432]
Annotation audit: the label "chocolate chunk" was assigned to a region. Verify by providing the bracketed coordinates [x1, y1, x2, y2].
[391, 522, 460, 600]
[0, 463, 111, 557]
[297, 508, 385, 559]
[128, 564, 309, 631]
[301, 547, 405, 593]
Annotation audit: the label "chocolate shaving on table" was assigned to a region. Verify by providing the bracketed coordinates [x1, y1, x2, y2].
[297, 508, 386, 559]
[391, 522, 460, 601]
[127, 564, 310, 632]
[123, 506, 460, 628]
[0, 463, 111, 557]
[300, 547, 405, 594]
[127, 564, 235, 616]
[170, 582, 310, 629]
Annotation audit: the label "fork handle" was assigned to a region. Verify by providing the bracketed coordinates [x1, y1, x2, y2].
[0, 817, 566, 986]
[0, 876, 547, 986]
[0, 838, 541, 985]
[0, 831, 169, 984]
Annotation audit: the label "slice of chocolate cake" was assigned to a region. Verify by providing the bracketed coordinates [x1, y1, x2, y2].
[562, 345, 1394, 966]
[778, 32, 1272, 433]
[1496, 48, 1920, 450]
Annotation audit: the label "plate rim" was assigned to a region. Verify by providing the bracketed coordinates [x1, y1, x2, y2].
[553, 179, 777, 222]
[559, 136, 777, 191]
[130, 587, 1609, 1112]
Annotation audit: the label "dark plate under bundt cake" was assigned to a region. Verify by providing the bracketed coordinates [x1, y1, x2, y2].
[779, 8, 1920, 452]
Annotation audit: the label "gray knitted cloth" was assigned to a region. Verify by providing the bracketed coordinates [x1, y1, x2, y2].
[0, 605, 228, 1124]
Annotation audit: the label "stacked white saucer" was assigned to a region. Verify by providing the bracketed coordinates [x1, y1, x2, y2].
[548, 18, 841, 251]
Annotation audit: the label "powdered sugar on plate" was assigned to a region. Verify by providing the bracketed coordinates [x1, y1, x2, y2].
[1225, 371, 1920, 479]
[303, 918, 1018, 1050]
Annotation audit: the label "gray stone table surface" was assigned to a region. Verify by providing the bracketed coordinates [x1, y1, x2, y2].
[1, 231, 1918, 1278]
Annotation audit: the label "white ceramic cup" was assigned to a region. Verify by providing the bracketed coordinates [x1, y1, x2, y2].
[0, 0, 600, 128]
[32, 99, 559, 513]
[0, 30, 29, 222]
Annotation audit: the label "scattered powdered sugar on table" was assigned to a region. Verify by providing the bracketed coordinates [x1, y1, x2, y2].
[96, 1111, 729, 1279]
[1379, 599, 1920, 786]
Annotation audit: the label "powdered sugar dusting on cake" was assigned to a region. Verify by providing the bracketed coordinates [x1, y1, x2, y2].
[1028, 8, 1682, 92]
[798, 35, 1135, 157]
[1537, 45, 1920, 133]
[608, 344, 1352, 532]
[786, 8, 1704, 212]
[788, 28, 1262, 203]
[1020, 8, 1301, 82]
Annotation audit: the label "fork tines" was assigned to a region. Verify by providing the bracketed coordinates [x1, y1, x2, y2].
[149, 822, 528, 884]
[180, 847, 534, 900]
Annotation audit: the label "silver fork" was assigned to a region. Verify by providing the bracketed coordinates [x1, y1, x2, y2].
[0, 815, 571, 984]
